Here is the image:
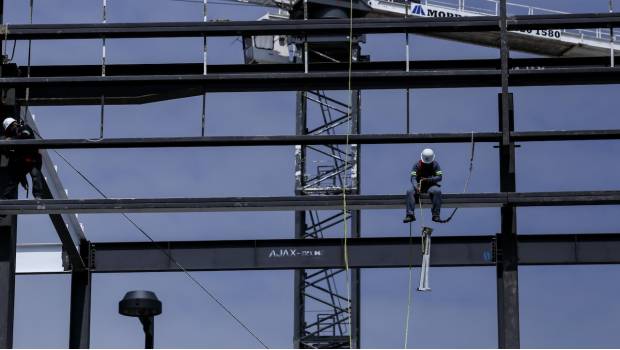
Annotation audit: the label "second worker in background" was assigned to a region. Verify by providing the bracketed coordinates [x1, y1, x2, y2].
[403, 148, 443, 223]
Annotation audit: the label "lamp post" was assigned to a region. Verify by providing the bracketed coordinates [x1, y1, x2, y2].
[119, 290, 162, 349]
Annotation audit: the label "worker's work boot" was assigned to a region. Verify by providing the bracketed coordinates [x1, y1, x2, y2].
[403, 214, 416, 223]
[432, 214, 441, 223]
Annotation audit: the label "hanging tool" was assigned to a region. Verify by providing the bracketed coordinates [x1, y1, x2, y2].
[417, 226, 433, 292]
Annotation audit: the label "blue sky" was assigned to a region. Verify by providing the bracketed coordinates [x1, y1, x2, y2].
[4, 0, 620, 348]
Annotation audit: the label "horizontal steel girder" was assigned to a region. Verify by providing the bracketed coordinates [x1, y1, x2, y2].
[88, 233, 620, 272]
[0, 191, 618, 214]
[1, 130, 620, 149]
[1, 14, 619, 40]
[3, 68, 620, 93]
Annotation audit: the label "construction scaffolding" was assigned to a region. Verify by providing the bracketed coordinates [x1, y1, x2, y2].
[0, 0, 618, 348]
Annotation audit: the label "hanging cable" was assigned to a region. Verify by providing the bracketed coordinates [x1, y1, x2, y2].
[99, 0, 107, 139]
[55, 152, 269, 348]
[23, 0, 34, 119]
[405, 0, 410, 134]
[303, 0, 308, 72]
[341, 0, 355, 345]
[434, 131, 475, 224]
[19, 2, 265, 344]
[9, 40, 17, 62]
[201, 0, 208, 136]
[610, 0, 615, 68]
[402, 185, 427, 344]
[403, 3, 414, 343]
[41, 146, 269, 349]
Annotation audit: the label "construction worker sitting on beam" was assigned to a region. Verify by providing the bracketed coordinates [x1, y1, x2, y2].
[403, 148, 442, 223]
[0, 117, 43, 199]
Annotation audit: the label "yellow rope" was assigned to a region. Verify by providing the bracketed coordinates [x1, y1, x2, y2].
[404, 222, 414, 348]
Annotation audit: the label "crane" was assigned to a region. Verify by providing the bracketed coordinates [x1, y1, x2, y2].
[243, 0, 620, 64]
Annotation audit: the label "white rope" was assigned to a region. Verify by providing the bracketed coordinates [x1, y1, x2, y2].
[201, 0, 208, 136]
[610, 0, 615, 68]
[405, 0, 411, 133]
[99, 0, 107, 139]
[303, 0, 308, 73]
[24, 0, 33, 117]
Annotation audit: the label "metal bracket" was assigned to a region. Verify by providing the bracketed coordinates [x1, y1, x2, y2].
[86, 241, 95, 270]
[493, 234, 501, 263]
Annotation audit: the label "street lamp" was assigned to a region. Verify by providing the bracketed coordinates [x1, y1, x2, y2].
[119, 290, 162, 349]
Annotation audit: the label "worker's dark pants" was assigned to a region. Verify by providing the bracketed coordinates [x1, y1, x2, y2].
[406, 185, 442, 217]
[0, 166, 44, 199]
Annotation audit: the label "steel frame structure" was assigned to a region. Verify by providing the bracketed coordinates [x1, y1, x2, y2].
[0, 1, 618, 348]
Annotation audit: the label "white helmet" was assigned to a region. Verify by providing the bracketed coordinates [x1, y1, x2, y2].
[421, 148, 435, 164]
[2, 118, 16, 131]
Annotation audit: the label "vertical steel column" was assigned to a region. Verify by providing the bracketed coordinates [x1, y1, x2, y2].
[293, 91, 307, 348]
[497, 93, 519, 349]
[0, 215, 16, 349]
[69, 240, 92, 348]
[497, 1, 520, 347]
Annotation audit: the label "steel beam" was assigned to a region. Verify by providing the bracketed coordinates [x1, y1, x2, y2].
[0, 133, 501, 149]
[90, 236, 494, 272]
[2, 68, 620, 94]
[1, 14, 619, 40]
[0, 191, 616, 214]
[85, 234, 620, 272]
[20, 57, 620, 79]
[10, 234, 620, 273]
[13, 58, 620, 105]
[2, 129, 620, 149]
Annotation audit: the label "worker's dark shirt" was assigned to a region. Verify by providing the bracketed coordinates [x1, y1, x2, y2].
[3, 124, 41, 174]
[410, 160, 443, 191]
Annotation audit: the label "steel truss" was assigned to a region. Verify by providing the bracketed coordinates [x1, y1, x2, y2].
[294, 89, 361, 348]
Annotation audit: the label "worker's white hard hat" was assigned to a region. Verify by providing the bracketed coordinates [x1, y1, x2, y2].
[421, 148, 435, 164]
[2, 118, 17, 131]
